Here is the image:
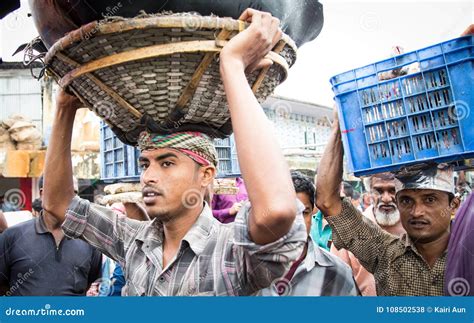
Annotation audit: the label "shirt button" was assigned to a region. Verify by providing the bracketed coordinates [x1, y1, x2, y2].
[159, 276, 165, 282]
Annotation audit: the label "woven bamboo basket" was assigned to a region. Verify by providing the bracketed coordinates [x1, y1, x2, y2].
[44, 13, 297, 145]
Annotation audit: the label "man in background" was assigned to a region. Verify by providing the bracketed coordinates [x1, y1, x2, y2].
[259, 171, 357, 296]
[317, 110, 460, 295]
[211, 177, 248, 223]
[0, 176, 102, 296]
[331, 173, 405, 296]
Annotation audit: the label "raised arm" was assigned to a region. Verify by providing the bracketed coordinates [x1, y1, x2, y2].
[316, 109, 397, 274]
[42, 90, 83, 222]
[316, 109, 344, 216]
[219, 9, 296, 245]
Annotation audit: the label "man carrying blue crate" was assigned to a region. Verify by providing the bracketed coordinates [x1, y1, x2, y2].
[41, 9, 307, 296]
[316, 109, 463, 296]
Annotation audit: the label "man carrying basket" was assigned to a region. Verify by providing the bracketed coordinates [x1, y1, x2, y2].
[42, 9, 307, 296]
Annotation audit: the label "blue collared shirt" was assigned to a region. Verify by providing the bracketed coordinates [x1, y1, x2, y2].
[310, 211, 333, 251]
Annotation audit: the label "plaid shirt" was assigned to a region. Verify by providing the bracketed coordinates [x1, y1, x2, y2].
[326, 199, 446, 296]
[62, 197, 306, 296]
[257, 237, 358, 296]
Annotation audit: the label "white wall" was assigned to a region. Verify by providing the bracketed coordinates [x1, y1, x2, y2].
[0, 69, 42, 132]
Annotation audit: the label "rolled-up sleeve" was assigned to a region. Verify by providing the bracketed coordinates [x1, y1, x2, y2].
[232, 199, 307, 291]
[325, 199, 397, 274]
[62, 197, 143, 263]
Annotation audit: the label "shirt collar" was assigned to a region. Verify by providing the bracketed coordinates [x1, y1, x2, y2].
[303, 237, 334, 272]
[314, 210, 323, 221]
[134, 202, 216, 256]
[396, 233, 448, 261]
[181, 203, 215, 256]
[35, 212, 49, 234]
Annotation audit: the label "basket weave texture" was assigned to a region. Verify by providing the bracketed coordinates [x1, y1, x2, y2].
[45, 13, 297, 145]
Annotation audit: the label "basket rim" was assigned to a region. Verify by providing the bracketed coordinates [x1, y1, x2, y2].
[42, 14, 298, 144]
[45, 15, 297, 64]
[56, 41, 290, 89]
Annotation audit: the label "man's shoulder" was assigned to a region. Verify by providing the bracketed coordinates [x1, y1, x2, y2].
[2, 219, 35, 237]
[315, 246, 354, 277]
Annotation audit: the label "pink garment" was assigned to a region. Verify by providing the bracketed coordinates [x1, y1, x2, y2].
[330, 245, 377, 296]
[211, 178, 248, 224]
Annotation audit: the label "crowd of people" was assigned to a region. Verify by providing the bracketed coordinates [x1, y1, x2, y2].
[0, 10, 472, 297]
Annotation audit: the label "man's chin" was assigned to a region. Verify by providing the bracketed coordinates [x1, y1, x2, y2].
[406, 231, 433, 244]
[374, 208, 400, 227]
[145, 206, 170, 221]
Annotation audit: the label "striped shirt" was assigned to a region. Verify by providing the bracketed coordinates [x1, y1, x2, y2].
[257, 238, 358, 296]
[62, 197, 307, 296]
[326, 199, 447, 296]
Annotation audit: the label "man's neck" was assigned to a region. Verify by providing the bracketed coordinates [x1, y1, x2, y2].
[42, 211, 63, 232]
[41, 211, 65, 247]
[414, 232, 450, 268]
[161, 206, 203, 267]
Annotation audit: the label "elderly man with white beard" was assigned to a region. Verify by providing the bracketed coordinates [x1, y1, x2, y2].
[363, 173, 405, 236]
[331, 172, 405, 296]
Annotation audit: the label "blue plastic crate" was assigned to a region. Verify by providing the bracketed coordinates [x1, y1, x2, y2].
[330, 36, 474, 177]
[100, 123, 241, 182]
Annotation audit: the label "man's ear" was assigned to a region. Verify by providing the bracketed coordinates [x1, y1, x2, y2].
[450, 196, 461, 212]
[200, 166, 216, 187]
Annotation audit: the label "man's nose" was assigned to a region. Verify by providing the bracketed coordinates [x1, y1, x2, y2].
[141, 166, 158, 186]
[381, 191, 393, 204]
[411, 202, 426, 218]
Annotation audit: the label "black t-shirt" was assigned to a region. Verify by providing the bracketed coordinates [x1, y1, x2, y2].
[0, 215, 102, 296]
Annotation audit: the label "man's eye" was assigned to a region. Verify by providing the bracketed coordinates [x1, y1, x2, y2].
[400, 198, 410, 205]
[162, 161, 173, 168]
[426, 196, 436, 203]
[139, 163, 149, 170]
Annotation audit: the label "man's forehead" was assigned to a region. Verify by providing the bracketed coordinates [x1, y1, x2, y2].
[140, 148, 183, 159]
[371, 177, 396, 188]
[296, 192, 312, 207]
[398, 188, 445, 198]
